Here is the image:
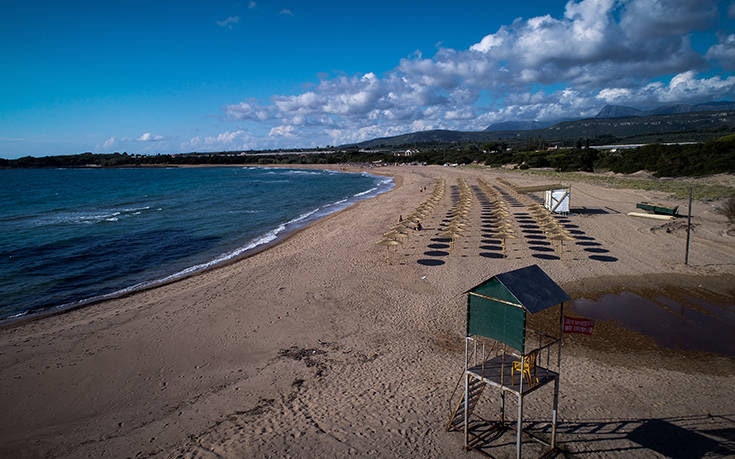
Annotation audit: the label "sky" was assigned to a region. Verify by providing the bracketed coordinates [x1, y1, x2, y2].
[1, 0, 735, 158]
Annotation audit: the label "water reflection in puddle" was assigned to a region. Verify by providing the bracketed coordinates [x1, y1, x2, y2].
[572, 292, 735, 355]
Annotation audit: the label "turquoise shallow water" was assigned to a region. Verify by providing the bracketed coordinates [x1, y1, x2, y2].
[0, 167, 392, 320]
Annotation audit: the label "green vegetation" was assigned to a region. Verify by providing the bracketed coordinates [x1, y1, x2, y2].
[718, 196, 735, 223]
[594, 135, 735, 177]
[520, 170, 735, 200]
[2, 135, 734, 189]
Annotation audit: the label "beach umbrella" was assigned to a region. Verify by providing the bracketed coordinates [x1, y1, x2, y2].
[439, 228, 464, 251]
[376, 238, 401, 263]
[493, 230, 517, 256]
[391, 225, 411, 240]
[383, 229, 408, 243]
[547, 231, 575, 258]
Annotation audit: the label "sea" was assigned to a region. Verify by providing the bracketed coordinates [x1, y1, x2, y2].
[0, 166, 392, 321]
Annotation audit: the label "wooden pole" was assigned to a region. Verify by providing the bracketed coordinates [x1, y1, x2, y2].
[685, 187, 693, 265]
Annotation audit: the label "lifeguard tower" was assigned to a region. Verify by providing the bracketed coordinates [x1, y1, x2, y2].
[447, 264, 569, 457]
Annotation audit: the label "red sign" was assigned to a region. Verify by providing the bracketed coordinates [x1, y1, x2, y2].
[563, 316, 595, 335]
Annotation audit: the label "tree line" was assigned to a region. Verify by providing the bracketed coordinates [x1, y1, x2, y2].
[2, 135, 734, 177]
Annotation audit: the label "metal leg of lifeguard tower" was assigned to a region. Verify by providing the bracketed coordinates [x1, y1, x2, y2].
[461, 351, 562, 458]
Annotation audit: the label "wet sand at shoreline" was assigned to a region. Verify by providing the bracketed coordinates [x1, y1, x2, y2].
[1, 165, 734, 458]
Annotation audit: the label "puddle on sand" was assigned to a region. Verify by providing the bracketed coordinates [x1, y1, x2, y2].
[572, 292, 735, 355]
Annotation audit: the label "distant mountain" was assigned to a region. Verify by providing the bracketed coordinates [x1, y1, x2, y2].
[596, 101, 735, 118]
[646, 104, 695, 116]
[693, 101, 735, 111]
[595, 105, 642, 118]
[545, 110, 735, 139]
[344, 108, 735, 149]
[345, 129, 501, 148]
[484, 120, 555, 131]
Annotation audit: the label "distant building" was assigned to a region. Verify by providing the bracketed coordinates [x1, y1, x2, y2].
[394, 148, 419, 157]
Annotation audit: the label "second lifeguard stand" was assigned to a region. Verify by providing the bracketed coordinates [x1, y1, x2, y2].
[447, 264, 570, 457]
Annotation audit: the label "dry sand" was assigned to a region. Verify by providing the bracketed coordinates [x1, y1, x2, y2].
[1, 165, 734, 458]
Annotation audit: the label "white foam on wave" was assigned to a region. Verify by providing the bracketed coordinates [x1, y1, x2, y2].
[135, 172, 393, 288]
[36, 204, 156, 226]
[284, 169, 321, 175]
[7, 171, 395, 322]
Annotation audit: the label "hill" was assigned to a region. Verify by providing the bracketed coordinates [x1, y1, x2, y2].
[344, 109, 735, 149]
[596, 101, 735, 118]
[484, 120, 555, 131]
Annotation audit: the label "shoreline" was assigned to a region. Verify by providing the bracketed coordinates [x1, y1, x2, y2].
[1, 165, 733, 458]
[0, 165, 394, 328]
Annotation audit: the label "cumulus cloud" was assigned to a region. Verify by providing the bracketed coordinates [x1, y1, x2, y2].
[102, 136, 116, 150]
[220, 0, 734, 147]
[217, 16, 240, 29]
[707, 33, 735, 70]
[183, 130, 251, 151]
[137, 132, 164, 142]
[269, 125, 298, 137]
[200, 130, 244, 145]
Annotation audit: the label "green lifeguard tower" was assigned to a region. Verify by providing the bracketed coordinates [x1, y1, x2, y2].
[447, 264, 569, 457]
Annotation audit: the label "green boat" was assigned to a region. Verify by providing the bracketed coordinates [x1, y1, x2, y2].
[636, 202, 679, 216]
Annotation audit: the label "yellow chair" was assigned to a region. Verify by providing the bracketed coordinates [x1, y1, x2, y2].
[511, 353, 538, 386]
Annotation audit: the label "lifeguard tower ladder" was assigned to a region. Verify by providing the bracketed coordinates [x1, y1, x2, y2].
[446, 264, 569, 458]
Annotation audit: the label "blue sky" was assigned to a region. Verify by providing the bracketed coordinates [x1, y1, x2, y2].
[2, 0, 735, 158]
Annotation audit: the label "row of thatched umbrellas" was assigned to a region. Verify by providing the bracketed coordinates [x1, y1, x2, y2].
[376, 178, 446, 263]
[377, 175, 574, 262]
[438, 178, 473, 251]
[477, 178, 517, 256]
[526, 203, 575, 258]
[489, 180, 575, 258]
[486, 178, 578, 258]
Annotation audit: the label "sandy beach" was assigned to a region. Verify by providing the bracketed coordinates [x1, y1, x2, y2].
[1, 165, 734, 458]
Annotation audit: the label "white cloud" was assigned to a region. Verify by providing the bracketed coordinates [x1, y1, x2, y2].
[102, 136, 116, 150]
[596, 88, 633, 104]
[213, 129, 245, 143]
[248, 1, 256, 9]
[218, 0, 733, 147]
[216, 16, 240, 29]
[224, 101, 271, 121]
[137, 132, 164, 142]
[470, 32, 504, 53]
[279, 9, 293, 16]
[183, 130, 251, 151]
[707, 34, 735, 70]
[647, 71, 735, 103]
[269, 125, 296, 137]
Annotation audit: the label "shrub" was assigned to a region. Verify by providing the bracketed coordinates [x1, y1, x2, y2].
[719, 197, 735, 224]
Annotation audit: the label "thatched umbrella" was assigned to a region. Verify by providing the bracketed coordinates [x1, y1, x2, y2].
[439, 227, 465, 251]
[493, 230, 517, 256]
[547, 231, 575, 258]
[376, 238, 401, 263]
[383, 229, 407, 243]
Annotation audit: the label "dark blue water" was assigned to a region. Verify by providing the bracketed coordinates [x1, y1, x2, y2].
[0, 167, 392, 321]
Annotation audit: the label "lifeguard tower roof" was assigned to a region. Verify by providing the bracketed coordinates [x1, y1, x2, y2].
[464, 265, 569, 352]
